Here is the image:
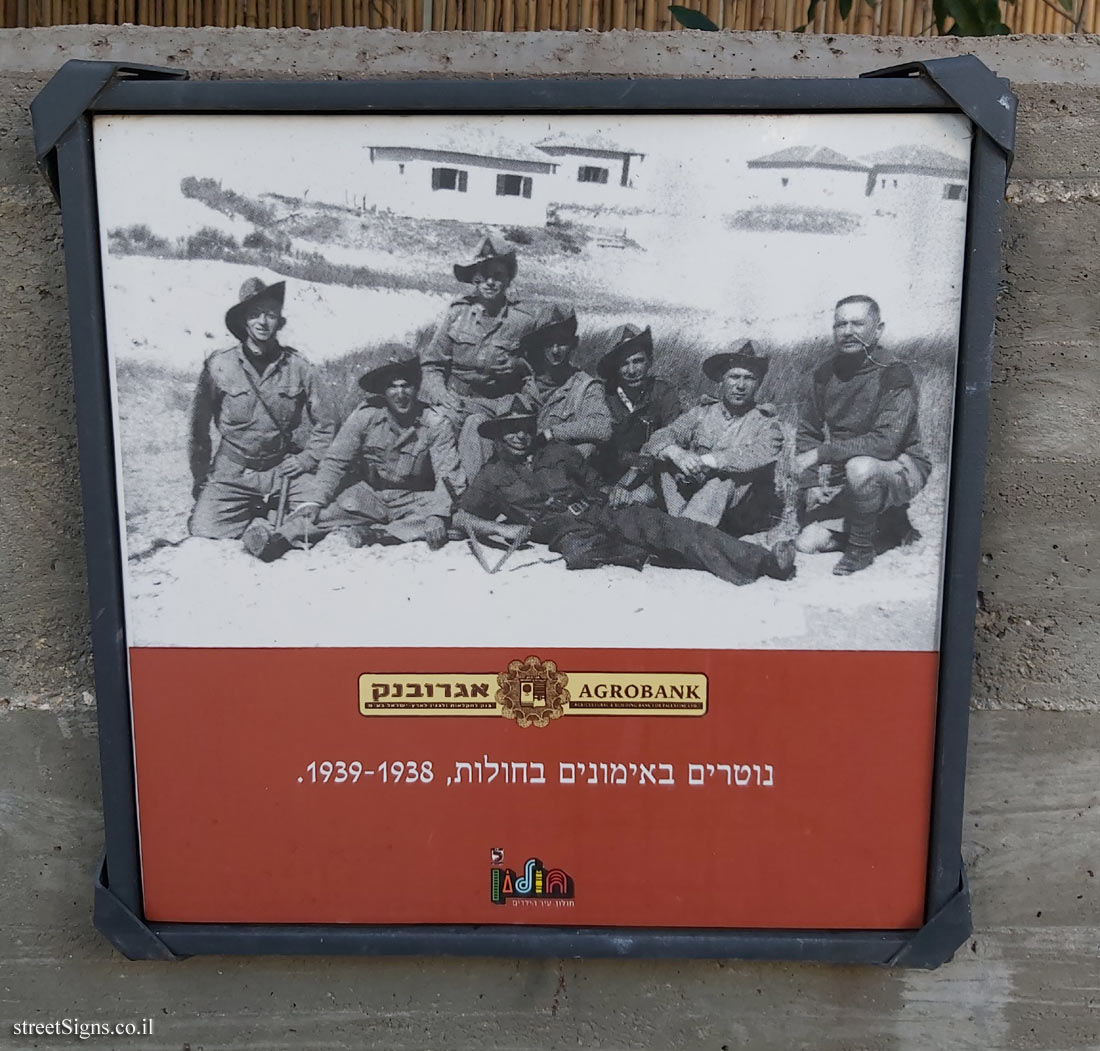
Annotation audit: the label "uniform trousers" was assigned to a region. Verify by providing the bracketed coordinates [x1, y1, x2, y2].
[801, 453, 926, 525]
[536, 505, 772, 586]
[189, 450, 314, 540]
[798, 453, 928, 554]
[436, 391, 523, 481]
[281, 481, 443, 545]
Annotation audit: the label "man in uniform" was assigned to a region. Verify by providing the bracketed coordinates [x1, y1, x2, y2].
[642, 343, 783, 536]
[593, 323, 682, 503]
[520, 303, 612, 457]
[420, 236, 540, 479]
[453, 399, 796, 587]
[241, 350, 466, 559]
[189, 277, 335, 542]
[795, 294, 930, 575]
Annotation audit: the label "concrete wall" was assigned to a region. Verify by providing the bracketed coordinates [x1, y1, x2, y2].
[0, 28, 1097, 1050]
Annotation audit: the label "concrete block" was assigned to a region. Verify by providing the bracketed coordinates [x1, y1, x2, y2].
[1012, 84, 1100, 181]
[999, 199, 1100, 346]
[988, 352, 1100, 461]
[0, 191, 90, 699]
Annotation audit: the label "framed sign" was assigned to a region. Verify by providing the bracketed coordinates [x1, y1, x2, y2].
[33, 57, 1015, 965]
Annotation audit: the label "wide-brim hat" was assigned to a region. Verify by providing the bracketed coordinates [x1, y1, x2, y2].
[454, 236, 518, 284]
[358, 347, 422, 394]
[702, 341, 769, 382]
[520, 303, 578, 357]
[597, 324, 654, 381]
[477, 396, 539, 439]
[226, 277, 286, 342]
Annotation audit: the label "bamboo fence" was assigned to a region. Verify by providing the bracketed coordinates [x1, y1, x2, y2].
[0, 0, 1091, 32]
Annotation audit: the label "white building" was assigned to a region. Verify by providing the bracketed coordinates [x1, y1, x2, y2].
[861, 146, 970, 204]
[363, 129, 558, 226]
[745, 145, 872, 207]
[535, 132, 645, 207]
[745, 144, 970, 208]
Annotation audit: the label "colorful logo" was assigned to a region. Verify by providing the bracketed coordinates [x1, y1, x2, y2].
[490, 857, 574, 905]
[497, 657, 569, 728]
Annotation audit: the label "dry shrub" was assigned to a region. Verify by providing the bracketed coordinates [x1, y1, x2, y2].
[180, 176, 277, 226]
[108, 224, 172, 256]
[185, 226, 239, 260]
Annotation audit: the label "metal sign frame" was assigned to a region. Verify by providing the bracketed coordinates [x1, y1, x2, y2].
[32, 56, 1014, 966]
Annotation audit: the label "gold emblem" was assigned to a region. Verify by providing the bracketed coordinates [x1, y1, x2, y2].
[497, 656, 569, 728]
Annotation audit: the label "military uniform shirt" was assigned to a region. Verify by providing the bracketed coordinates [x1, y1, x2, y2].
[458, 444, 603, 526]
[645, 400, 783, 475]
[421, 293, 540, 401]
[189, 342, 334, 478]
[526, 370, 613, 445]
[597, 377, 682, 478]
[307, 401, 466, 518]
[797, 355, 931, 479]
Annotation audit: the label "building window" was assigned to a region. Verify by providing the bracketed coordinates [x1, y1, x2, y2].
[943, 183, 967, 201]
[496, 174, 533, 198]
[577, 165, 609, 184]
[431, 167, 468, 192]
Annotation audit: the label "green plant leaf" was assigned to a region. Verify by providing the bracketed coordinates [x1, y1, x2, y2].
[979, 0, 1002, 24]
[668, 4, 720, 28]
[793, 21, 807, 29]
[940, 0, 1020, 33]
[838, 0, 852, 18]
[805, 0, 822, 21]
[941, 0, 986, 33]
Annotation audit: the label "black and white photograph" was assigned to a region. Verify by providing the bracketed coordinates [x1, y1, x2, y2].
[93, 111, 973, 651]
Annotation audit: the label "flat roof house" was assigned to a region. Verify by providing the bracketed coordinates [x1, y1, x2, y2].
[365, 129, 558, 225]
[536, 132, 645, 205]
[745, 145, 872, 205]
[861, 145, 971, 202]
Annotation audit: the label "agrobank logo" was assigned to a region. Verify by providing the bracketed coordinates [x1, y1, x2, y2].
[490, 856, 574, 906]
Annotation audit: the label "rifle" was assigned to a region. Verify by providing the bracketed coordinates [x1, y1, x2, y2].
[464, 525, 531, 574]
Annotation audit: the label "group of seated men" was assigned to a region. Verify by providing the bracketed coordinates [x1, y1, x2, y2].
[187, 236, 930, 583]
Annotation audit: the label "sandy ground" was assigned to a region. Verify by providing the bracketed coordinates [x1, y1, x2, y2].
[122, 480, 946, 651]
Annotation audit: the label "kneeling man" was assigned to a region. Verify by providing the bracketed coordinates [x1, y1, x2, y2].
[795, 295, 929, 575]
[243, 350, 465, 559]
[189, 277, 335, 541]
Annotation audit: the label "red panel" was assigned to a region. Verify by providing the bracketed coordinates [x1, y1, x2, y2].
[128, 647, 938, 929]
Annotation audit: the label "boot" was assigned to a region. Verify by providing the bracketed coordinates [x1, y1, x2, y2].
[834, 512, 876, 575]
[604, 542, 650, 571]
[337, 524, 402, 549]
[242, 520, 290, 562]
[875, 504, 922, 553]
[279, 513, 320, 551]
[763, 539, 797, 581]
